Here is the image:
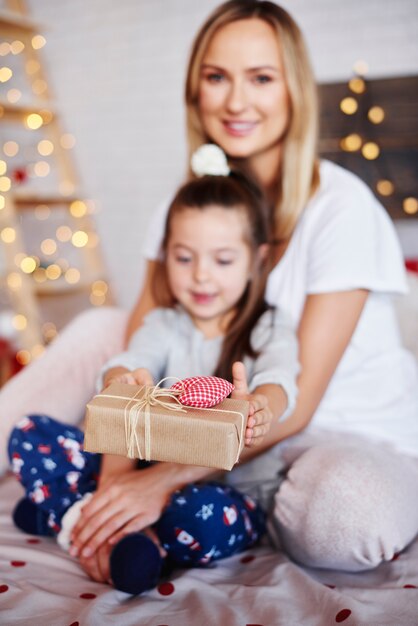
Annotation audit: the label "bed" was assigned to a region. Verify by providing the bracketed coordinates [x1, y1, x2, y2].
[1, 273, 418, 626]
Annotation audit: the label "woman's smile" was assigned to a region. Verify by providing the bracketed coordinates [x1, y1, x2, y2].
[222, 120, 259, 137]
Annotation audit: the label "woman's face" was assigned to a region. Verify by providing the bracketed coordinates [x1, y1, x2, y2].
[198, 18, 289, 167]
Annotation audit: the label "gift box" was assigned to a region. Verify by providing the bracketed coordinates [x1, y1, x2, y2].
[83, 382, 248, 471]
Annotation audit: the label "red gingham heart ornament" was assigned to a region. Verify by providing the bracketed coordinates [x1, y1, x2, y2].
[170, 376, 234, 408]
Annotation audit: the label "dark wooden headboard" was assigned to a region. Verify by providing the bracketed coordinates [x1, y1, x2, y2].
[318, 75, 418, 221]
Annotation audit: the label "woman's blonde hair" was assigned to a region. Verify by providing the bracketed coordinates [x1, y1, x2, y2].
[185, 0, 319, 241]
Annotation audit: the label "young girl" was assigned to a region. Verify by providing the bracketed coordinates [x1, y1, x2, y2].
[8, 144, 299, 595]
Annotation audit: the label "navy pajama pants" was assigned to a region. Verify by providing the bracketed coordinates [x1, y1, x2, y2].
[8, 414, 265, 565]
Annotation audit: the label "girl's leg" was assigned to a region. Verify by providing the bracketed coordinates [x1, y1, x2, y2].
[8, 414, 100, 533]
[0, 307, 128, 476]
[107, 482, 265, 595]
[155, 482, 266, 566]
[271, 439, 418, 571]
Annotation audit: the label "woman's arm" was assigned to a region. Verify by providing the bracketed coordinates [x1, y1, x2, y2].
[240, 288, 369, 460]
[124, 260, 158, 344]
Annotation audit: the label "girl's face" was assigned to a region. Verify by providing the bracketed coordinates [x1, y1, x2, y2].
[166, 206, 254, 337]
[198, 18, 289, 173]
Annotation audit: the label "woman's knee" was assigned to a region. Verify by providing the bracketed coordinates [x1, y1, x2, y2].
[62, 306, 128, 347]
[272, 443, 418, 571]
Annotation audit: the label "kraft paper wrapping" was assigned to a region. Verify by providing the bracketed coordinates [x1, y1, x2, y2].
[83, 382, 249, 471]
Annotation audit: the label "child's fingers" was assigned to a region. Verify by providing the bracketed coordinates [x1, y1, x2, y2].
[244, 394, 272, 446]
[132, 368, 154, 386]
[245, 420, 271, 447]
[108, 373, 136, 386]
[231, 361, 249, 398]
[248, 394, 269, 420]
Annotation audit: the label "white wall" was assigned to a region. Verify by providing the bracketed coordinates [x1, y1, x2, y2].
[27, 0, 418, 308]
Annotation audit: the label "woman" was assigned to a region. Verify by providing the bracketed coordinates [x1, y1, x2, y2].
[2, 0, 418, 581]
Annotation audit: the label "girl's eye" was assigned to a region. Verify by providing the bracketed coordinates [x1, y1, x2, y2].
[217, 258, 233, 266]
[175, 256, 192, 264]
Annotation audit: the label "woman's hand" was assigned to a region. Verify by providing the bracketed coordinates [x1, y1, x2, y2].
[69, 463, 173, 560]
[231, 361, 273, 447]
[78, 538, 113, 584]
[78, 527, 166, 585]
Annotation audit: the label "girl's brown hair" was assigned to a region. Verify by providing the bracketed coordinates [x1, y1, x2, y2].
[153, 171, 271, 382]
[185, 0, 320, 243]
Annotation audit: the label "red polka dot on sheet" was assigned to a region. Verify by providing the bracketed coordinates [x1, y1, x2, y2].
[403, 584, 417, 588]
[0, 584, 9, 593]
[325, 584, 336, 589]
[26, 538, 40, 544]
[79, 592, 96, 599]
[335, 609, 352, 622]
[246, 623, 264, 626]
[158, 582, 175, 596]
[241, 554, 255, 564]
[11, 561, 25, 567]
[69, 622, 79, 626]
[392, 552, 400, 561]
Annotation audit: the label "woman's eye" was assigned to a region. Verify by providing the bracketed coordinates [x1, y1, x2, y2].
[205, 72, 225, 83]
[254, 74, 273, 84]
[176, 256, 192, 264]
[217, 259, 233, 266]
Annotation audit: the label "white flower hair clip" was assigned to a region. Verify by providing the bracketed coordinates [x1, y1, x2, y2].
[191, 144, 230, 177]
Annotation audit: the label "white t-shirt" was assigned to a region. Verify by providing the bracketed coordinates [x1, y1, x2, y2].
[144, 160, 418, 457]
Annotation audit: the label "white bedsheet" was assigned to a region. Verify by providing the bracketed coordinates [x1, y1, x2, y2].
[1, 473, 418, 626]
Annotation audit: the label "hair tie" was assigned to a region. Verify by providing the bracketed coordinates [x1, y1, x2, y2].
[191, 143, 230, 177]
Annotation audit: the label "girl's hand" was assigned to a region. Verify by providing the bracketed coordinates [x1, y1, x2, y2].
[69, 464, 172, 560]
[105, 367, 154, 388]
[231, 361, 273, 447]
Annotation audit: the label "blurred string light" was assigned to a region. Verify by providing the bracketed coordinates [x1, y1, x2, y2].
[10, 40, 25, 55]
[31, 35, 46, 50]
[7, 88, 22, 103]
[37, 140, 54, 156]
[25, 59, 40, 75]
[1, 226, 16, 243]
[340, 97, 358, 115]
[0, 66, 13, 82]
[368, 106, 385, 124]
[376, 180, 394, 196]
[3, 141, 19, 156]
[403, 197, 418, 215]
[0, 42, 10, 56]
[60, 134, 76, 149]
[25, 113, 43, 130]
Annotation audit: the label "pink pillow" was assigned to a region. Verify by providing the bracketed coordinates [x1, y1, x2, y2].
[170, 376, 234, 408]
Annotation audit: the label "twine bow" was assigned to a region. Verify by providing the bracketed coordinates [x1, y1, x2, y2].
[100, 377, 186, 460]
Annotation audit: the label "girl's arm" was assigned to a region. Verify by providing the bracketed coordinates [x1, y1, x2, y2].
[124, 260, 159, 344]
